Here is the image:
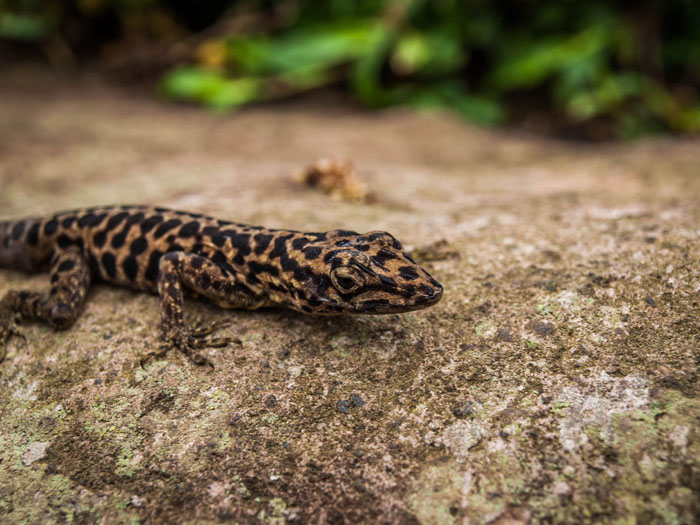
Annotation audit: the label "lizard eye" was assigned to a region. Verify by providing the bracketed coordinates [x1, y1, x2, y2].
[337, 277, 355, 289]
[331, 267, 364, 293]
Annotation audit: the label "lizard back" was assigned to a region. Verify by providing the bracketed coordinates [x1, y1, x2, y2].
[0, 205, 442, 314]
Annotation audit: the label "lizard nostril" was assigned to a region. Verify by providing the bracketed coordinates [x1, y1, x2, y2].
[420, 284, 434, 297]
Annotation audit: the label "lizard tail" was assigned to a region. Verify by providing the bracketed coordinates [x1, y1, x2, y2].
[0, 218, 47, 271]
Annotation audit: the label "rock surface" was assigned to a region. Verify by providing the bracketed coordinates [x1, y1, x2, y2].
[1, 67, 699, 523]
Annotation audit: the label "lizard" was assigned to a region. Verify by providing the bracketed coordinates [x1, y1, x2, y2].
[0, 205, 443, 366]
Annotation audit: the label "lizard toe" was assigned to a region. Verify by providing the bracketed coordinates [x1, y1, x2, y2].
[0, 309, 23, 363]
[189, 317, 232, 338]
[150, 328, 238, 368]
[190, 335, 241, 348]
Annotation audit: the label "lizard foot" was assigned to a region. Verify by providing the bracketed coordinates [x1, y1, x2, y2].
[142, 324, 241, 369]
[0, 309, 24, 363]
[189, 315, 232, 338]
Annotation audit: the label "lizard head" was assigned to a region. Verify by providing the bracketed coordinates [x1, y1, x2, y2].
[285, 229, 443, 314]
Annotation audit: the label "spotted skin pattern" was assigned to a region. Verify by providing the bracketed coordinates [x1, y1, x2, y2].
[0, 205, 443, 365]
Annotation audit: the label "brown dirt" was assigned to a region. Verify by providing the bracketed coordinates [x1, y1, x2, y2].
[1, 65, 699, 524]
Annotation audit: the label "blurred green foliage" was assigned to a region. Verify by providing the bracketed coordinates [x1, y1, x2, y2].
[2, 0, 700, 138]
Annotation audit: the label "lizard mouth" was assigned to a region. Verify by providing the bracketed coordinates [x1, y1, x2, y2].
[305, 281, 443, 315]
[349, 284, 443, 314]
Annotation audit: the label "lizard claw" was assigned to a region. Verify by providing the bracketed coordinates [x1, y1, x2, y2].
[140, 342, 170, 369]
[142, 323, 241, 369]
[189, 351, 215, 370]
[0, 309, 23, 363]
[189, 316, 232, 338]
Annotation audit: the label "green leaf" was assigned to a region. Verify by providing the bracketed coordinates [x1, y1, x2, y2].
[0, 12, 52, 41]
[677, 106, 700, 132]
[351, 21, 395, 106]
[449, 92, 505, 125]
[160, 67, 261, 110]
[278, 63, 332, 90]
[226, 19, 381, 76]
[391, 29, 465, 76]
[406, 82, 505, 126]
[489, 25, 610, 92]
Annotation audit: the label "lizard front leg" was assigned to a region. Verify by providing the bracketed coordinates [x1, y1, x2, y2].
[150, 251, 258, 367]
[1, 246, 91, 362]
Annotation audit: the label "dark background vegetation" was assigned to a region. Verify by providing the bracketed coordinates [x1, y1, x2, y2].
[1, 0, 699, 140]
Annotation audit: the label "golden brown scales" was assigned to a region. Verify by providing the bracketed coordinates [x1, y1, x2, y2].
[0, 205, 443, 366]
